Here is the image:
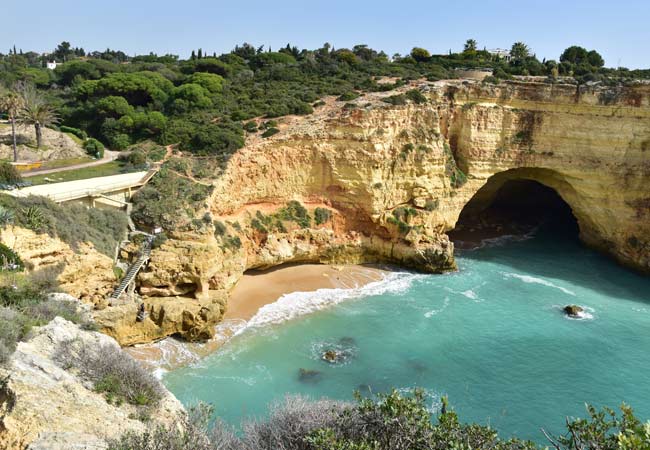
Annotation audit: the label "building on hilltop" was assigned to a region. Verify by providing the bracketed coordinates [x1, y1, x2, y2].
[46, 60, 58, 70]
[488, 48, 511, 62]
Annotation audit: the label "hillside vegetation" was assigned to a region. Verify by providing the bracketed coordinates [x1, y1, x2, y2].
[1, 40, 648, 162]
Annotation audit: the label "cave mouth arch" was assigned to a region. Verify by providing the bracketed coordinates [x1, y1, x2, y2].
[449, 172, 579, 248]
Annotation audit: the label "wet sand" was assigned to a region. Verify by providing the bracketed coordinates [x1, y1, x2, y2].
[224, 264, 387, 321]
[127, 264, 388, 371]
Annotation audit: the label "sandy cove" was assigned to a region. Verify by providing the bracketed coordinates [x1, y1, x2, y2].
[126, 264, 388, 370]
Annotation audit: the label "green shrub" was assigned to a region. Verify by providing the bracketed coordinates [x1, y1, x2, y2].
[424, 199, 439, 211]
[278, 201, 311, 228]
[84, 138, 105, 158]
[392, 206, 417, 222]
[221, 235, 242, 251]
[131, 169, 213, 231]
[214, 220, 227, 236]
[151, 233, 167, 249]
[261, 127, 280, 138]
[338, 91, 360, 101]
[0, 162, 23, 185]
[405, 89, 427, 104]
[54, 340, 164, 408]
[382, 94, 407, 105]
[243, 121, 258, 132]
[60, 125, 88, 140]
[0, 195, 129, 257]
[251, 218, 268, 234]
[314, 207, 332, 225]
[0, 243, 23, 271]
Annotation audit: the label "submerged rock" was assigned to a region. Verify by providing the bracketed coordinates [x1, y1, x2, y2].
[564, 304, 584, 317]
[338, 336, 356, 346]
[298, 368, 322, 383]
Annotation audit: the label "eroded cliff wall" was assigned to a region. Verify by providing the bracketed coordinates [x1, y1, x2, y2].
[139, 80, 649, 299]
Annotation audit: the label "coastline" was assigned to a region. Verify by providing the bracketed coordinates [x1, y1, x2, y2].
[224, 263, 388, 321]
[126, 264, 389, 371]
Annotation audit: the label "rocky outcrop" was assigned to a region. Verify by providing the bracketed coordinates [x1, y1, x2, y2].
[0, 317, 183, 450]
[138, 79, 650, 312]
[93, 291, 227, 346]
[0, 125, 86, 162]
[0, 227, 117, 306]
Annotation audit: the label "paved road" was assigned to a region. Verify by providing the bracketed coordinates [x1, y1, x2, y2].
[21, 150, 122, 178]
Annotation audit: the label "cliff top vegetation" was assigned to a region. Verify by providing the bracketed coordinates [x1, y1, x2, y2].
[1, 40, 648, 161]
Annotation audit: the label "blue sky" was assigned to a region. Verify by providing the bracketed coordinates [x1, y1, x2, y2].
[3, 0, 649, 68]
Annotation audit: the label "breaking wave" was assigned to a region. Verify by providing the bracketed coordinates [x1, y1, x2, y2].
[243, 271, 424, 330]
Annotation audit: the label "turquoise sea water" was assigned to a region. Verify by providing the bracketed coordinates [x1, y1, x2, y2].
[162, 230, 650, 443]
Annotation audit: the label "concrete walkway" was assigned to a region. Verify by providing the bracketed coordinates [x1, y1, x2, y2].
[21, 150, 122, 178]
[9, 171, 149, 203]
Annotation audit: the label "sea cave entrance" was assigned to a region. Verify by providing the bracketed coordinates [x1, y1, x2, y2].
[449, 170, 580, 247]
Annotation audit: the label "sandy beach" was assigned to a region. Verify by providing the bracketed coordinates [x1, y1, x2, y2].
[127, 264, 388, 370]
[223, 264, 387, 321]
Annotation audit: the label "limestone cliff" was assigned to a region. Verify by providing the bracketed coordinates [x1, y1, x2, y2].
[0, 227, 117, 305]
[12, 79, 648, 347]
[136, 80, 649, 314]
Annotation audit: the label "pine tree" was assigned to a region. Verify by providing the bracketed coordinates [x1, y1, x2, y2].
[191, 50, 196, 60]
[198, 48, 203, 59]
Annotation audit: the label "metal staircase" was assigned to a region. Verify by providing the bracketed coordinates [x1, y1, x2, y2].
[110, 235, 153, 300]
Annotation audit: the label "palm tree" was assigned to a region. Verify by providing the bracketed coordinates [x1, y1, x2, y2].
[18, 85, 59, 149]
[510, 42, 531, 63]
[0, 90, 24, 162]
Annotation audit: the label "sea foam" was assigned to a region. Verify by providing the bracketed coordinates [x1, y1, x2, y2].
[243, 271, 422, 330]
[503, 272, 576, 296]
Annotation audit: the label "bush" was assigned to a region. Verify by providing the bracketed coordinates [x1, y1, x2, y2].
[278, 201, 311, 228]
[314, 207, 332, 225]
[131, 169, 213, 230]
[106, 388, 650, 450]
[151, 233, 167, 249]
[261, 127, 280, 138]
[55, 340, 164, 407]
[338, 91, 360, 101]
[108, 403, 239, 450]
[60, 125, 88, 140]
[0, 195, 129, 257]
[126, 150, 147, 168]
[243, 121, 258, 132]
[84, 138, 105, 158]
[0, 243, 23, 271]
[405, 89, 427, 104]
[0, 162, 23, 185]
[382, 94, 407, 105]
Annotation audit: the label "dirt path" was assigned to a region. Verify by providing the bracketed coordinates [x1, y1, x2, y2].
[21, 150, 122, 178]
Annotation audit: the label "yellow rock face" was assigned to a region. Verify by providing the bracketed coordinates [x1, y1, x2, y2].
[142, 80, 649, 312]
[0, 227, 117, 304]
[9, 79, 649, 347]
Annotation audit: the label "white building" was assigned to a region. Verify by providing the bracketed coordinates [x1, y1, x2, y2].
[46, 60, 58, 70]
[489, 49, 511, 62]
